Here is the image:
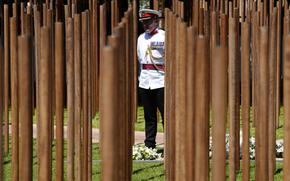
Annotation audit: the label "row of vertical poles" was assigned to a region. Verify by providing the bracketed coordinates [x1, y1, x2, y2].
[0, 0, 138, 180]
[165, 0, 286, 180]
[99, 4, 137, 181]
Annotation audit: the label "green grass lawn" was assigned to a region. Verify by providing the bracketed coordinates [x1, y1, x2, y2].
[3, 106, 285, 180]
[2, 140, 284, 181]
[29, 106, 285, 139]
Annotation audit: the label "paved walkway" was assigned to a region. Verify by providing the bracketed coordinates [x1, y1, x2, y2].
[29, 125, 164, 145]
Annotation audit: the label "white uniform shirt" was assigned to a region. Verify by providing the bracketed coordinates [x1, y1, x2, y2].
[137, 29, 165, 89]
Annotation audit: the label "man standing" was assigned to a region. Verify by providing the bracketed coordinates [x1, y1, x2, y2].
[137, 9, 165, 149]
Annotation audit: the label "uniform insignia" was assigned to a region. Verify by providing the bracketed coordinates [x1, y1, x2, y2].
[150, 41, 164, 49]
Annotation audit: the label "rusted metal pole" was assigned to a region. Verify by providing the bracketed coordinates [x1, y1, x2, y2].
[251, 11, 259, 128]
[233, 8, 241, 172]
[194, 35, 210, 181]
[284, 34, 290, 181]
[55, 22, 64, 181]
[175, 18, 187, 180]
[21, 3, 25, 34]
[268, 9, 278, 181]
[228, 15, 238, 181]
[212, 45, 228, 181]
[100, 4, 107, 62]
[34, 8, 42, 169]
[87, 9, 93, 180]
[13, 3, 17, 17]
[165, 10, 176, 181]
[255, 26, 269, 181]
[65, 17, 75, 181]
[38, 27, 52, 181]
[18, 35, 33, 181]
[0, 43, 3, 181]
[47, 9, 55, 143]
[74, 13, 82, 181]
[92, 0, 99, 114]
[100, 45, 120, 181]
[241, 21, 250, 181]
[170, 13, 177, 181]
[10, 16, 19, 181]
[198, 8, 204, 34]
[82, 11, 89, 181]
[111, 0, 116, 28]
[276, 1, 282, 128]
[43, 4, 47, 26]
[132, 0, 138, 126]
[185, 26, 196, 181]
[115, 22, 127, 181]
[4, 4, 10, 155]
[240, 0, 245, 21]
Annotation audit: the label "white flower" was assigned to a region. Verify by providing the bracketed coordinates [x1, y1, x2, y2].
[132, 144, 163, 160]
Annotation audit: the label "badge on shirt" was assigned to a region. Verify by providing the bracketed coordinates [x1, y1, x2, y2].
[150, 41, 164, 49]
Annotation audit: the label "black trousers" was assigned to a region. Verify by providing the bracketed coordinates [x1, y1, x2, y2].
[139, 87, 164, 148]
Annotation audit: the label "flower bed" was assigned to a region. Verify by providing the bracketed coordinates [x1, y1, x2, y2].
[132, 144, 163, 160]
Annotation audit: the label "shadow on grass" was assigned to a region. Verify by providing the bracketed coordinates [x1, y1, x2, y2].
[133, 163, 163, 174]
[140, 173, 165, 181]
[275, 168, 283, 175]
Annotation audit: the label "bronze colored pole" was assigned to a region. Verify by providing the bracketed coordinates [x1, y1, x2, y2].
[241, 22, 250, 181]
[13, 3, 17, 17]
[38, 27, 52, 181]
[27, 3, 32, 15]
[198, 8, 204, 34]
[165, 10, 175, 181]
[240, 0, 245, 21]
[21, 3, 25, 34]
[87, 10, 93, 181]
[100, 45, 120, 181]
[185, 25, 196, 181]
[100, 4, 107, 61]
[74, 13, 82, 181]
[212, 45, 228, 181]
[132, 0, 138, 125]
[276, 1, 282, 128]
[92, 0, 100, 114]
[228, 15, 238, 181]
[43, 4, 47, 26]
[65, 17, 75, 181]
[116, 22, 127, 180]
[193, 0, 199, 29]
[170, 13, 177, 181]
[34, 8, 41, 167]
[194, 35, 210, 181]
[268, 9, 278, 181]
[18, 35, 33, 181]
[55, 22, 64, 181]
[123, 16, 130, 181]
[255, 26, 269, 181]
[81, 11, 89, 181]
[10, 16, 19, 181]
[4, 4, 10, 155]
[283, 34, 290, 181]
[251, 11, 258, 128]
[175, 19, 187, 180]
[64, 5, 69, 19]
[47, 9, 55, 143]
[0, 40, 3, 181]
[220, 14, 228, 47]
[233, 8, 241, 172]
[111, 0, 116, 28]
[72, 4, 76, 17]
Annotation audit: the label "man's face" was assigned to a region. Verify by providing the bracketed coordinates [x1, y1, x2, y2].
[141, 18, 158, 34]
